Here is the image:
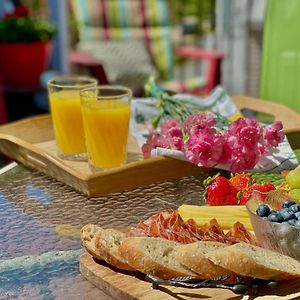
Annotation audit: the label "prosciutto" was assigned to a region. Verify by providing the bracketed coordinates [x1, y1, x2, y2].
[128, 209, 257, 245]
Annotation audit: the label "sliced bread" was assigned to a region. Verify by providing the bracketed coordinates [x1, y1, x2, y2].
[80, 224, 104, 261]
[118, 236, 199, 279]
[175, 241, 237, 280]
[80, 224, 134, 271]
[205, 242, 300, 281]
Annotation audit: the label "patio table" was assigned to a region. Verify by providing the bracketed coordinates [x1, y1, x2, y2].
[1, 96, 300, 299]
[0, 162, 207, 299]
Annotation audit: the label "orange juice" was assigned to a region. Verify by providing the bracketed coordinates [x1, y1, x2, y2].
[49, 90, 86, 155]
[81, 100, 131, 169]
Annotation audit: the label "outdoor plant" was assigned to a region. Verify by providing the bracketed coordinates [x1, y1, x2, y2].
[0, 3, 56, 43]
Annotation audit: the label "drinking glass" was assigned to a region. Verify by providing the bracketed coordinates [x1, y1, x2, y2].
[47, 76, 97, 160]
[80, 85, 132, 171]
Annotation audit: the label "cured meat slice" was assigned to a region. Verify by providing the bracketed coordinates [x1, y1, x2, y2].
[128, 209, 204, 243]
[128, 209, 257, 245]
[226, 221, 258, 245]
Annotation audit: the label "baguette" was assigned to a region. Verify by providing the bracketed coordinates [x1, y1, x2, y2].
[175, 241, 237, 280]
[80, 224, 104, 261]
[205, 243, 300, 281]
[118, 236, 199, 279]
[82, 225, 300, 282]
[80, 224, 134, 271]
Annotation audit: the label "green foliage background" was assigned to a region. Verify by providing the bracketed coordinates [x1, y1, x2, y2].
[170, 0, 216, 35]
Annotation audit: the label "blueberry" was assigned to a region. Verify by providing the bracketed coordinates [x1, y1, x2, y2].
[288, 219, 297, 226]
[295, 211, 300, 219]
[268, 211, 284, 223]
[294, 220, 300, 228]
[289, 204, 300, 213]
[279, 209, 296, 221]
[282, 200, 296, 208]
[256, 204, 271, 217]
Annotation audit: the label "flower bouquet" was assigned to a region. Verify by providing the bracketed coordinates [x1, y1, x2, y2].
[140, 79, 294, 173]
[142, 113, 284, 173]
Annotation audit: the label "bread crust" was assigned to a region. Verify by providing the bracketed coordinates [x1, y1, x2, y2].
[206, 243, 300, 281]
[175, 241, 237, 280]
[95, 228, 134, 271]
[82, 225, 300, 282]
[80, 224, 104, 261]
[80, 225, 134, 271]
[118, 237, 198, 279]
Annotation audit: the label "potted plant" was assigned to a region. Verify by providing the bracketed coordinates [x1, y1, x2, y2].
[0, 2, 56, 87]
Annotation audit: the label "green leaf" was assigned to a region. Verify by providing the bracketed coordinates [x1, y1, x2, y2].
[0, 17, 56, 43]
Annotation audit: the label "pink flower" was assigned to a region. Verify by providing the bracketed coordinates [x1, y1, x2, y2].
[183, 113, 217, 136]
[229, 118, 260, 135]
[169, 137, 184, 150]
[184, 132, 224, 168]
[159, 118, 184, 150]
[228, 118, 260, 147]
[161, 119, 182, 135]
[230, 146, 260, 172]
[257, 142, 268, 155]
[217, 140, 232, 165]
[141, 132, 165, 159]
[263, 121, 284, 147]
[141, 118, 184, 157]
[141, 113, 286, 173]
[166, 127, 183, 139]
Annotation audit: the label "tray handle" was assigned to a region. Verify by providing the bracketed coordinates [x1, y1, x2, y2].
[232, 96, 300, 132]
[19, 148, 49, 170]
[0, 135, 85, 180]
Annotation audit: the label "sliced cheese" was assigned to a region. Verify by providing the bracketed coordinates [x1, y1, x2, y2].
[178, 204, 253, 231]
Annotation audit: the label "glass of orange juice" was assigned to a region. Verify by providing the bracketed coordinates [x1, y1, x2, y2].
[47, 76, 97, 160]
[80, 85, 132, 171]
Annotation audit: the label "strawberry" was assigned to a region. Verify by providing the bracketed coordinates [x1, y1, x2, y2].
[239, 182, 276, 205]
[205, 175, 238, 206]
[239, 188, 253, 205]
[230, 174, 253, 191]
[251, 182, 276, 193]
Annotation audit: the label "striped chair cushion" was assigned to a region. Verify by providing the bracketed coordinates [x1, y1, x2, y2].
[161, 76, 206, 95]
[70, 0, 174, 80]
[76, 40, 158, 90]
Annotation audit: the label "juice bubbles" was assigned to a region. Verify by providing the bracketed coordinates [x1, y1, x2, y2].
[49, 90, 85, 155]
[47, 76, 97, 160]
[80, 86, 132, 171]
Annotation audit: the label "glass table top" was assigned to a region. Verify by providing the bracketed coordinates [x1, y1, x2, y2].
[0, 163, 209, 299]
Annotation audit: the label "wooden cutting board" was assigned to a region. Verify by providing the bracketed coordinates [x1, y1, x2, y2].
[79, 252, 300, 300]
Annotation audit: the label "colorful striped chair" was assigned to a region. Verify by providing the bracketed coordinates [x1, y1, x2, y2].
[69, 0, 224, 95]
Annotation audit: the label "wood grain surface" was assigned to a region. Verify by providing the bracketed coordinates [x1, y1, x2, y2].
[80, 252, 300, 300]
[0, 115, 202, 197]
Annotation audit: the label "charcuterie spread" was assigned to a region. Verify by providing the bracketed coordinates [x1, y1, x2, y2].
[80, 209, 300, 295]
[80, 168, 300, 297]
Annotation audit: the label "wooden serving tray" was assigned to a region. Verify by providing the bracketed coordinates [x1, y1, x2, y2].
[0, 115, 201, 197]
[0, 96, 300, 197]
[80, 252, 300, 300]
